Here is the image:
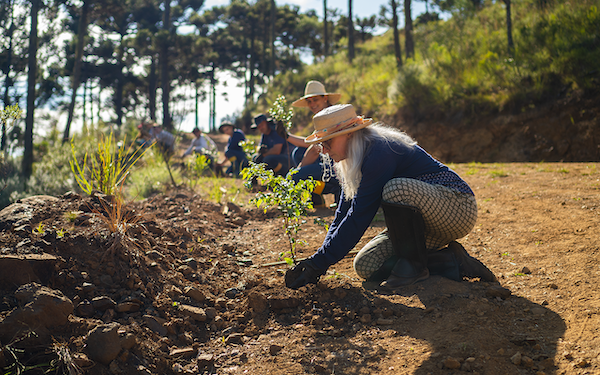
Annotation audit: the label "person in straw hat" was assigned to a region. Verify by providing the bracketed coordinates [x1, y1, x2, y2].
[285, 104, 497, 290]
[283, 81, 342, 207]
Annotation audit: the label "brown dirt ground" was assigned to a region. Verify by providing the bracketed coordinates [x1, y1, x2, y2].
[1, 162, 599, 375]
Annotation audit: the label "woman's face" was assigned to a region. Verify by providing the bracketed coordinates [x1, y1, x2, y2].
[305, 95, 329, 114]
[320, 133, 350, 162]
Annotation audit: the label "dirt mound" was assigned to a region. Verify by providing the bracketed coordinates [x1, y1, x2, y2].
[1, 163, 599, 374]
[395, 90, 600, 163]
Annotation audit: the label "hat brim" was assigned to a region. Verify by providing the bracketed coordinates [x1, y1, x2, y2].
[305, 118, 372, 144]
[219, 124, 233, 133]
[292, 93, 342, 108]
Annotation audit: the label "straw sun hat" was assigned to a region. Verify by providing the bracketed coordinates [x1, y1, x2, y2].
[292, 81, 342, 107]
[305, 104, 373, 144]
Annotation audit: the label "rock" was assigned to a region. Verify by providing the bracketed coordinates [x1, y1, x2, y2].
[121, 333, 137, 350]
[197, 353, 215, 367]
[376, 318, 394, 325]
[443, 357, 461, 369]
[521, 355, 534, 367]
[225, 287, 241, 299]
[268, 296, 300, 310]
[169, 347, 196, 358]
[91, 296, 117, 311]
[205, 307, 217, 320]
[511, 351, 522, 365]
[76, 300, 95, 318]
[360, 314, 372, 323]
[0, 283, 73, 341]
[143, 315, 168, 336]
[521, 266, 532, 274]
[0, 254, 59, 290]
[184, 286, 206, 302]
[178, 304, 207, 321]
[72, 352, 93, 369]
[247, 291, 268, 313]
[86, 323, 122, 365]
[485, 285, 512, 299]
[225, 333, 244, 344]
[269, 344, 283, 355]
[116, 302, 141, 313]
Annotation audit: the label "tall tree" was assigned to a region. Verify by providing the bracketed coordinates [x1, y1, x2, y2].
[63, 0, 90, 143]
[23, 0, 40, 179]
[270, 0, 275, 78]
[160, 0, 171, 130]
[390, 0, 402, 68]
[347, 0, 354, 62]
[404, 0, 414, 59]
[503, 0, 514, 55]
[323, 0, 328, 57]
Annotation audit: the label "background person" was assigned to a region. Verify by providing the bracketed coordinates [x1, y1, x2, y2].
[284, 104, 497, 290]
[216, 122, 248, 177]
[285, 80, 342, 207]
[252, 114, 290, 176]
[150, 124, 175, 158]
[183, 127, 217, 158]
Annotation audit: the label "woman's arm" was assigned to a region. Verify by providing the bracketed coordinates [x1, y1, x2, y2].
[298, 145, 320, 167]
[287, 134, 310, 148]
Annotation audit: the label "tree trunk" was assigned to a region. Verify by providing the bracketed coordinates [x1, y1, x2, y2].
[210, 67, 216, 133]
[348, 0, 354, 62]
[391, 0, 402, 68]
[2, 0, 15, 152]
[63, 0, 89, 143]
[161, 0, 172, 130]
[270, 0, 276, 78]
[323, 0, 328, 57]
[148, 55, 157, 121]
[404, 0, 414, 59]
[248, 30, 255, 101]
[114, 33, 125, 127]
[503, 0, 514, 55]
[23, 0, 39, 180]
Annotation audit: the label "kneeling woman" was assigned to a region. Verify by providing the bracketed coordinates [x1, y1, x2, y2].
[285, 104, 496, 289]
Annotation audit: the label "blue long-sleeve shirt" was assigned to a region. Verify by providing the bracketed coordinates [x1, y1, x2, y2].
[309, 136, 472, 271]
[225, 129, 246, 156]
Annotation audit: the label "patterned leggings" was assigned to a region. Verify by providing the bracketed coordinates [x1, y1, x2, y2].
[353, 178, 478, 280]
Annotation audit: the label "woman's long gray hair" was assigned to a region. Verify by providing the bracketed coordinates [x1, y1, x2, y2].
[322, 123, 417, 200]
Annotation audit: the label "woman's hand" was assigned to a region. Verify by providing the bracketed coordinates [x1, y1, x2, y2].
[284, 259, 325, 289]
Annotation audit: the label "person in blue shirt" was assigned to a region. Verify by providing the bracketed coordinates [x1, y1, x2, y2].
[252, 114, 290, 176]
[216, 122, 248, 177]
[285, 104, 497, 290]
[284, 80, 342, 208]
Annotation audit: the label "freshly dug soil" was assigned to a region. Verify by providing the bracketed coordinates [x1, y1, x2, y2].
[0, 162, 599, 375]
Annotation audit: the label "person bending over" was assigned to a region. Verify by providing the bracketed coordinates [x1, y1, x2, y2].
[285, 104, 497, 290]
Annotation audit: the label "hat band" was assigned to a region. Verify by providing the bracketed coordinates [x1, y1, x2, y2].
[313, 116, 365, 139]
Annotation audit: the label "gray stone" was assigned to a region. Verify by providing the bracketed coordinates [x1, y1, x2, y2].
[86, 322, 122, 365]
[178, 304, 206, 321]
[184, 286, 206, 302]
[143, 315, 167, 336]
[0, 254, 59, 290]
[0, 283, 73, 341]
[92, 296, 117, 311]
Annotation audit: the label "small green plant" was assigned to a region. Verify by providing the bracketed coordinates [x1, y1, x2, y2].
[186, 153, 216, 187]
[64, 211, 78, 222]
[240, 139, 258, 160]
[242, 163, 316, 266]
[69, 131, 149, 196]
[56, 228, 66, 239]
[32, 222, 46, 236]
[268, 95, 294, 131]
